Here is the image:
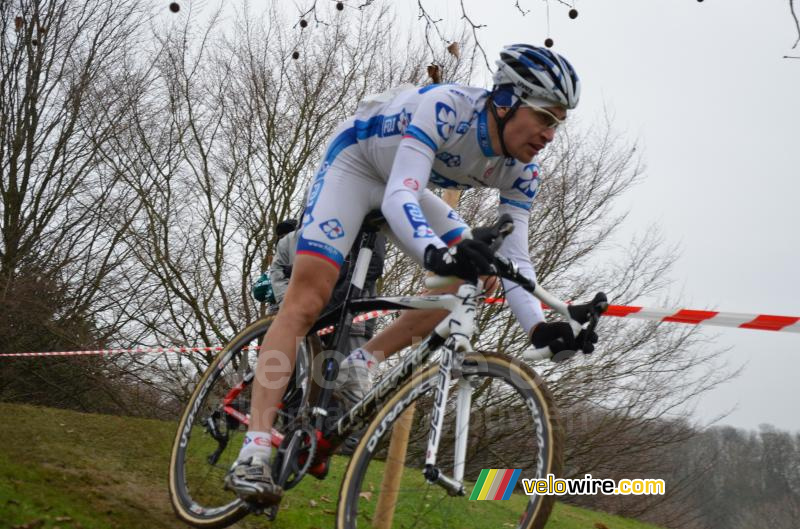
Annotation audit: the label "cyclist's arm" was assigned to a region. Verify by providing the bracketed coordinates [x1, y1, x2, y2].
[497, 197, 546, 336]
[381, 91, 461, 262]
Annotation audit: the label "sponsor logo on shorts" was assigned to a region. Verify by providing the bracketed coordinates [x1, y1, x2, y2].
[317, 160, 331, 178]
[304, 179, 324, 226]
[403, 203, 434, 238]
[320, 218, 346, 240]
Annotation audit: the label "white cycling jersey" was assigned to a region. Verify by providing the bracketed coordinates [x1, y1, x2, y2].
[298, 83, 545, 334]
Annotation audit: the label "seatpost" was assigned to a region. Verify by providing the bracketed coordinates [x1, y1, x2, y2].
[316, 229, 377, 419]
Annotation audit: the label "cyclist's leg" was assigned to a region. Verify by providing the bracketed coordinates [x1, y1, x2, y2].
[228, 122, 384, 503]
[249, 254, 339, 432]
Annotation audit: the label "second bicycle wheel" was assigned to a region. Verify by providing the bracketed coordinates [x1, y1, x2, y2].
[337, 351, 563, 529]
[168, 315, 316, 528]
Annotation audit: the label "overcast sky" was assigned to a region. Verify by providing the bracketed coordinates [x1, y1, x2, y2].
[398, 0, 800, 432]
[188, 0, 799, 431]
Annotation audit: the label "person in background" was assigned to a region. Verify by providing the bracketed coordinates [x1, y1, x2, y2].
[269, 217, 386, 405]
[251, 219, 300, 310]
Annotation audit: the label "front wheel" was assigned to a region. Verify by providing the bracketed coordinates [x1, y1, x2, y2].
[168, 315, 315, 528]
[337, 351, 563, 529]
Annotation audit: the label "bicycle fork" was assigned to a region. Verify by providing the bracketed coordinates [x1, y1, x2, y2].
[422, 283, 479, 496]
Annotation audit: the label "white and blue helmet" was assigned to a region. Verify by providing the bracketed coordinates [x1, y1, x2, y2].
[493, 44, 580, 110]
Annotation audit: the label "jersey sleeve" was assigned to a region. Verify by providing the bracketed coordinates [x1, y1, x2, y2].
[497, 163, 545, 336]
[381, 87, 467, 262]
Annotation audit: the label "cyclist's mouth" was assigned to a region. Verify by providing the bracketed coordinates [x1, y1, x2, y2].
[528, 143, 544, 155]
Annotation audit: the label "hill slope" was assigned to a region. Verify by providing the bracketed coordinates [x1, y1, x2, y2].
[0, 403, 664, 529]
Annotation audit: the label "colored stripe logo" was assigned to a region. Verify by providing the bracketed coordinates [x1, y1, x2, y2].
[469, 469, 521, 500]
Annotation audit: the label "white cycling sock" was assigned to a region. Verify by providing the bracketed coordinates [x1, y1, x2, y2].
[344, 347, 379, 370]
[238, 430, 271, 462]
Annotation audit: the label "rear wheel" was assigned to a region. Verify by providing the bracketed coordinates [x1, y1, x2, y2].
[168, 315, 315, 528]
[337, 351, 563, 529]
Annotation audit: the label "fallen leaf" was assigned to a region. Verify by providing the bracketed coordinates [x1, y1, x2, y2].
[309, 499, 317, 507]
[12, 520, 44, 529]
[320, 495, 332, 503]
[359, 491, 373, 501]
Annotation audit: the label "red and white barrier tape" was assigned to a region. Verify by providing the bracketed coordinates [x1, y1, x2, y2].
[2, 302, 797, 358]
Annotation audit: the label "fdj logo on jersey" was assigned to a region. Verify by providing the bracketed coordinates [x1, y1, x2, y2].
[320, 218, 346, 240]
[512, 164, 541, 199]
[435, 102, 457, 140]
[382, 109, 412, 137]
[403, 203, 434, 239]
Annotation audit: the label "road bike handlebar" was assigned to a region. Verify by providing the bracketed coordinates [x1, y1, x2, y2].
[423, 214, 608, 360]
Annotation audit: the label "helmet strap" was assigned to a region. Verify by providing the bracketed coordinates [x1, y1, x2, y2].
[488, 94, 521, 159]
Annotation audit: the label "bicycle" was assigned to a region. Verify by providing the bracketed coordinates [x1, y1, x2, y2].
[168, 211, 608, 529]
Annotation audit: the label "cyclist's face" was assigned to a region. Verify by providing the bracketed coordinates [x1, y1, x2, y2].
[498, 105, 567, 162]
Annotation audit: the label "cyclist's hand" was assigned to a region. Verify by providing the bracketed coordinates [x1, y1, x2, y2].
[424, 239, 494, 282]
[470, 213, 513, 251]
[530, 322, 598, 361]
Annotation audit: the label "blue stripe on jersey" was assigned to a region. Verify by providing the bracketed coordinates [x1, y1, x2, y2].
[325, 128, 358, 166]
[354, 115, 384, 140]
[441, 227, 467, 246]
[404, 125, 437, 152]
[296, 236, 345, 268]
[430, 170, 472, 190]
[418, 83, 453, 94]
[500, 197, 532, 211]
[476, 110, 496, 157]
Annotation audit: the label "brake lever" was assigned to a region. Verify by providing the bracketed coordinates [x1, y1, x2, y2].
[578, 293, 608, 352]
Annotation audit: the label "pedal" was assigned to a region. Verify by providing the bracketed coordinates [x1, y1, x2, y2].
[249, 502, 279, 521]
[264, 504, 278, 521]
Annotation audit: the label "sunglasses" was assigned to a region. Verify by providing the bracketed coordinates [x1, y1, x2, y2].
[519, 98, 566, 130]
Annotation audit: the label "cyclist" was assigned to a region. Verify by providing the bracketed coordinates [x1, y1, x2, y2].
[225, 44, 593, 505]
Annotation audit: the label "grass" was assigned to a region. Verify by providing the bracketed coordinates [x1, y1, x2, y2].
[0, 403, 665, 529]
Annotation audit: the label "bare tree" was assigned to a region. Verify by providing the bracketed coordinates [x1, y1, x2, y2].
[0, 0, 159, 411]
[0, 0, 149, 348]
[283, 1, 800, 61]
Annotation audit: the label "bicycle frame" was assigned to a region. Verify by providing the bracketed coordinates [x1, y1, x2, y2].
[217, 220, 603, 494]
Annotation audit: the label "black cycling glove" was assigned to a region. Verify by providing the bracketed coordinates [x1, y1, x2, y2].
[530, 321, 599, 361]
[423, 239, 494, 282]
